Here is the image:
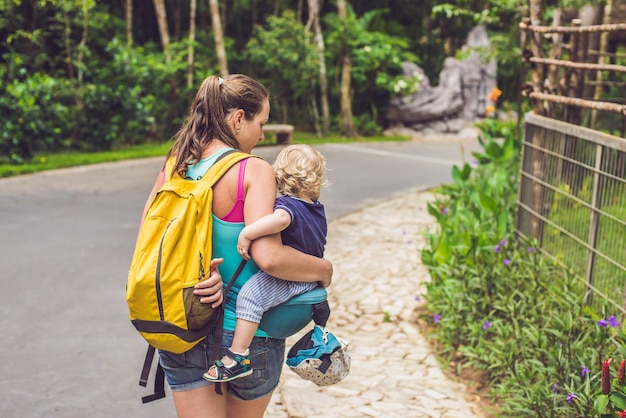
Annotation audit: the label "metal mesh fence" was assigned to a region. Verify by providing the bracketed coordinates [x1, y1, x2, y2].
[517, 112, 626, 313]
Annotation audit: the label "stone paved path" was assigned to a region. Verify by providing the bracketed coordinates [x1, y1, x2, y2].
[266, 191, 486, 418]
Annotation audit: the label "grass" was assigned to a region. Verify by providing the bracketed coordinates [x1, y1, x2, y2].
[0, 131, 410, 178]
[542, 200, 626, 311]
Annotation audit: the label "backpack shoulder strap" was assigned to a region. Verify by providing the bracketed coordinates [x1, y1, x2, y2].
[200, 150, 262, 187]
[163, 151, 263, 185]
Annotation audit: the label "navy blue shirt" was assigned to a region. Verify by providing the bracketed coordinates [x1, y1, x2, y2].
[274, 195, 327, 258]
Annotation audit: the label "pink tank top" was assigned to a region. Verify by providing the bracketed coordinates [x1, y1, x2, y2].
[219, 158, 246, 222]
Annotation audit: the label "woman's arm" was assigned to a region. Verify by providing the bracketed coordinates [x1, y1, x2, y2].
[243, 158, 333, 288]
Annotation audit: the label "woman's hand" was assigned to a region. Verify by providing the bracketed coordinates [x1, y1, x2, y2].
[193, 258, 224, 308]
[318, 258, 333, 289]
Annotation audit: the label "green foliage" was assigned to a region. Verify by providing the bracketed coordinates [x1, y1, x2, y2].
[0, 36, 183, 162]
[244, 10, 318, 123]
[74, 38, 177, 151]
[422, 122, 626, 417]
[0, 71, 74, 162]
[324, 7, 418, 120]
[0, 1, 538, 159]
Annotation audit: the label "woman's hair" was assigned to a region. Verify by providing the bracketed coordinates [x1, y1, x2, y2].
[166, 74, 269, 177]
[273, 144, 327, 201]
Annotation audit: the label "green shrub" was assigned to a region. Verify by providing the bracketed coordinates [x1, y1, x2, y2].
[0, 72, 75, 163]
[422, 122, 626, 417]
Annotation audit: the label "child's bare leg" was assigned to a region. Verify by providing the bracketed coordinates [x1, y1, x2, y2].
[229, 319, 258, 355]
[205, 319, 258, 379]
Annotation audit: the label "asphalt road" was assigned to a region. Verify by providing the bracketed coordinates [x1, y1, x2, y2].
[0, 138, 480, 418]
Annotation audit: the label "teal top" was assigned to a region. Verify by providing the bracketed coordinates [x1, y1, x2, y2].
[185, 147, 233, 180]
[186, 149, 269, 338]
[211, 215, 269, 337]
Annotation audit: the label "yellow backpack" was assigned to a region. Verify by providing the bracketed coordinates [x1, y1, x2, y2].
[126, 150, 253, 354]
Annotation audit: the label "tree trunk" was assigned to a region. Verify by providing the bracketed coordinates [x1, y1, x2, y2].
[153, 0, 171, 62]
[579, 4, 603, 101]
[187, 0, 197, 87]
[337, 0, 355, 137]
[528, 0, 544, 114]
[76, 0, 89, 85]
[307, 0, 329, 134]
[125, 0, 133, 46]
[591, 0, 613, 129]
[297, 0, 304, 21]
[62, 8, 75, 80]
[209, 0, 229, 76]
[171, 0, 182, 41]
[251, 0, 258, 31]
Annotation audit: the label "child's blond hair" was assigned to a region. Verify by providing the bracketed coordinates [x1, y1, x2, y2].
[273, 144, 327, 201]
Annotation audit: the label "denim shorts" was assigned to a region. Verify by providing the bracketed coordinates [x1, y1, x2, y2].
[158, 330, 285, 401]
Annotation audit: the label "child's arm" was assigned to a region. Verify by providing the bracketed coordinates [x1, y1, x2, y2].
[238, 208, 291, 260]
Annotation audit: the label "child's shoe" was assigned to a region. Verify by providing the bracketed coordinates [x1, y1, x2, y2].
[203, 349, 252, 382]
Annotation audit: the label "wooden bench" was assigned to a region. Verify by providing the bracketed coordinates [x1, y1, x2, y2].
[263, 124, 294, 145]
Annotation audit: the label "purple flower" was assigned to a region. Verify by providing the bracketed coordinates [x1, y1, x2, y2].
[483, 320, 492, 330]
[501, 239, 507, 246]
[503, 259, 511, 265]
[567, 392, 578, 404]
[598, 318, 610, 327]
[472, 159, 478, 166]
[442, 208, 448, 215]
[433, 314, 441, 323]
[528, 247, 535, 253]
[609, 315, 619, 327]
[553, 383, 560, 393]
[494, 245, 501, 253]
[414, 295, 421, 302]
[582, 365, 590, 377]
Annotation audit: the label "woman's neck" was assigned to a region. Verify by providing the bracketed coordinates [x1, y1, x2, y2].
[200, 141, 231, 160]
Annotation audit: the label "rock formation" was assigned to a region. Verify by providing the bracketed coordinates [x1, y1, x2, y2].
[386, 25, 498, 136]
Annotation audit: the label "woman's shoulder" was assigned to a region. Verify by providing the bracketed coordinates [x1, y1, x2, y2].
[245, 154, 273, 174]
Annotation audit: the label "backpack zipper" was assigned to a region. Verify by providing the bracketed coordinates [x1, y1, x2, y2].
[155, 219, 176, 321]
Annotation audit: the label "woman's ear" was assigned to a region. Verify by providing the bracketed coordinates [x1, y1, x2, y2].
[232, 108, 245, 129]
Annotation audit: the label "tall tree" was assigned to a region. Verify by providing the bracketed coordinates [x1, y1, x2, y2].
[153, 0, 171, 62]
[125, 0, 133, 46]
[306, 0, 329, 134]
[209, 0, 228, 76]
[187, 0, 197, 87]
[75, 0, 89, 84]
[336, 0, 355, 137]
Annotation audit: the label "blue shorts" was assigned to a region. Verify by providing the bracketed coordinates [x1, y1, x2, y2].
[158, 330, 285, 401]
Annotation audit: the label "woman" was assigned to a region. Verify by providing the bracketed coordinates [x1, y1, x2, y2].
[139, 74, 333, 418]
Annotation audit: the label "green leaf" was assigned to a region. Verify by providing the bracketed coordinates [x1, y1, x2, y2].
[427, 202, 444, 221]
[478, 191, 498, 214]
[497, 209, 508, 237]
[611, 391, 626, 410]
[594, 394, 609, 415]
[434, 233, 452, 264]
[452, 165, 465, 187]
[485, 140, 504, 160]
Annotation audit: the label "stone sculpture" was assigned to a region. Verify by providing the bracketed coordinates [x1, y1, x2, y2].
[386, 25, 498, 136]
